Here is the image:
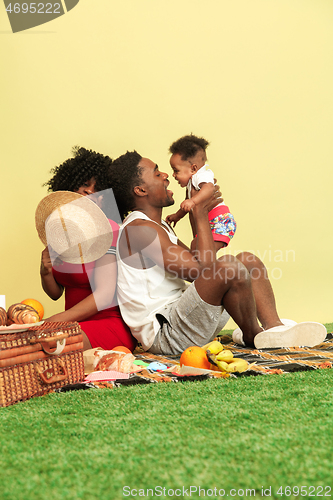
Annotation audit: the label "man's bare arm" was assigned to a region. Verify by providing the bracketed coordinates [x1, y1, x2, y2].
[118, 220, 201, 281]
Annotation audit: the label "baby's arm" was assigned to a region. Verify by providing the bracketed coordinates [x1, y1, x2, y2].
[165, 207, 187, 227]
[181, 182, 214, 212]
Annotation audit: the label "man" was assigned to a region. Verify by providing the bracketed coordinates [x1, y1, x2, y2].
[110, 151, 326, 355]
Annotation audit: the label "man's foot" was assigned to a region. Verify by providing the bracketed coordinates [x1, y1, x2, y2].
[232, 319, 296, 347]
[254, 322, 327, 349]
[232, 326, 265, 347]
[232, 328, 246, 346]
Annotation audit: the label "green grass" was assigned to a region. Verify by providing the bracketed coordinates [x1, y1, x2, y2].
[0, 324, 332, 500]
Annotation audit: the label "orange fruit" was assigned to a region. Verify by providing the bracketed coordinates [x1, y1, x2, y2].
[179, 346, 211, 370]
[112, 346, 132, 353]
[21, 299, 44, 320]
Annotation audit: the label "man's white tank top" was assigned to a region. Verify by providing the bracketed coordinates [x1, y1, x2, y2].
[116, 211, 187, 350]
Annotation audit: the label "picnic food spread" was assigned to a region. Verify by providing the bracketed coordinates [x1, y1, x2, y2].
[179, 346, 211, 370]
[94, 350, 135, 372]
[21, 299, 44, 321]
[0, 299, 44, 327]
[180, 341, 251, 374]
[2, 326, 332, 405]
[0, 308, 7, 326]
[6, 303, 40, 325]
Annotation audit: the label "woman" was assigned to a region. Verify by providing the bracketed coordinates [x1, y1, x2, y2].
[40, 146, 137, 351]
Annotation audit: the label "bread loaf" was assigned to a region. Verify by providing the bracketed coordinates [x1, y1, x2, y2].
[0, 307, 7, 326]
[7, 303, 40, 325]
[94, 351, 135, 373]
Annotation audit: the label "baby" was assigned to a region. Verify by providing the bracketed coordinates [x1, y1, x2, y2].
[166, 134, 236, 252]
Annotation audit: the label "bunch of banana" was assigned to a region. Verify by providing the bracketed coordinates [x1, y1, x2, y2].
[206, 349, 249, 373]
[203, 341, 250, 373]
[202, 340, 224, 355]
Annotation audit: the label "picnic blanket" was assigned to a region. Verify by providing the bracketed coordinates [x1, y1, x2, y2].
[57, 332, 333, 391]
[215, 331, 333, 373]
[132, 331, 333, 378]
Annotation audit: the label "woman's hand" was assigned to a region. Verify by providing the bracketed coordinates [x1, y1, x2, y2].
[40, 247, 64, 300]
[40, 247, 53, 277]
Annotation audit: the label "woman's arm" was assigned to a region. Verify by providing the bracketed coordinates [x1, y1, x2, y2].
[40, 247, 64, 300]
[44, 254, 117, 323]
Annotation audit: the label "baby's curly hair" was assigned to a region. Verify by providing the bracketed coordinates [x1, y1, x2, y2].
[109, 151, 143, 220]
[44, 146, 113, 193]
[169, 134, 209, 161]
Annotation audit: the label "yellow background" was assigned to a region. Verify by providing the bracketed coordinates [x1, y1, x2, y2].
[1, 0, 332, 326]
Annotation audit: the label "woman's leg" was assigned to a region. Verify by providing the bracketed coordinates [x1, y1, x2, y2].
[81, 330, 92, 350]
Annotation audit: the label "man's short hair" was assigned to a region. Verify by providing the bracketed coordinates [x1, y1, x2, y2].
[109, 151, 142, 220]
[169, 134, 209, 161]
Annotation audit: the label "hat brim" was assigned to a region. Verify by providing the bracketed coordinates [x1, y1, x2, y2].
[35, 191, 113, 264]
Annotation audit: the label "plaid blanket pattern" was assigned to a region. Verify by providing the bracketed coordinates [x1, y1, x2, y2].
[129, 332, 333, 381]
[214, 332, 333, 375]
[58, 332, 333, 390]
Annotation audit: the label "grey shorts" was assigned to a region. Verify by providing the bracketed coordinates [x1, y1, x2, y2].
[148, 282, 230, 356]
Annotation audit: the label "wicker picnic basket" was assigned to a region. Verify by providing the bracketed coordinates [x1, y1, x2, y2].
[0, 321, 84, 407]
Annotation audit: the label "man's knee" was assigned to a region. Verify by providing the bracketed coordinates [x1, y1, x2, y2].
[236, 251, 258, 264]
[204, 257, 249, 284]
[235, 252, 268, 280]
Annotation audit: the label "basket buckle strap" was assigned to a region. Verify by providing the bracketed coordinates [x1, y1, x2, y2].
[29, 331, 69, 355]
[29, 331, 69, 343]
[40, 338, 66, 355]
[36, 358, 68, 384]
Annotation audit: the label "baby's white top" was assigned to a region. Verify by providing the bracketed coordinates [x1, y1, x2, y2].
[187, 164, 225, 206]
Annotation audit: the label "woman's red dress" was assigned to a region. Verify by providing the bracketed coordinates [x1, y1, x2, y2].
[52, 221, 136, 351]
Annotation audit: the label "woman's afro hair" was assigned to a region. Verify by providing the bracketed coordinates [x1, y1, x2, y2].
[44, 146, 113, 193]
[169, 134, 209, 161]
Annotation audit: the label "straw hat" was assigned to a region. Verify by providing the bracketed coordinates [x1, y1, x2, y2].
[35, 191, 113, 264]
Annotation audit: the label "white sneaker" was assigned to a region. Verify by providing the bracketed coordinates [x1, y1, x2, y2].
[232, 319, 297, 347]
[232, 328, 246, 346]
[279, 319, 297, 327]
[254, 322, 327, 349]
